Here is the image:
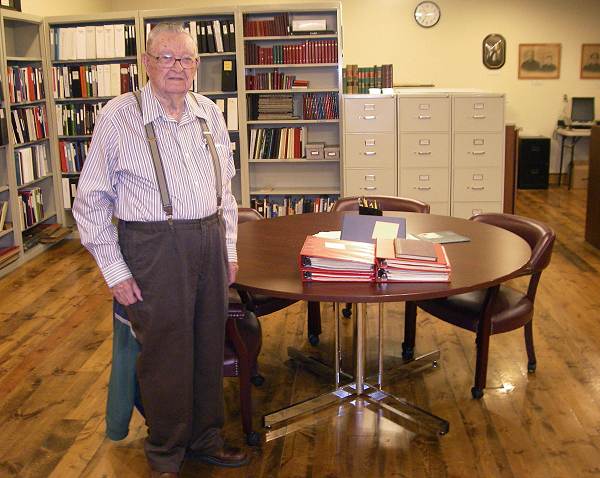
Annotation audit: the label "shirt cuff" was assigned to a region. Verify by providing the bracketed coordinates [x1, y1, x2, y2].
[227, 243, 237, 263]
[102, 261, 133, 288]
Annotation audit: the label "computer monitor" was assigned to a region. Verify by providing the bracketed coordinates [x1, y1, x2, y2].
[571, 97, 595, 123]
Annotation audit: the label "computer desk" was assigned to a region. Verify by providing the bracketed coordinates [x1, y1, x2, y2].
[556, 127, 592, 188]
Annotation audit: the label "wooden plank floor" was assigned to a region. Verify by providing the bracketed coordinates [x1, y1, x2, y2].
[1, 187, 600, 477]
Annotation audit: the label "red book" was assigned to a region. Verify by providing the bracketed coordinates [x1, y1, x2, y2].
[59, 140, 67, 172]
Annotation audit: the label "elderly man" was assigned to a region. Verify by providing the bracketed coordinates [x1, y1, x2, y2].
[73, 23, 248, 477]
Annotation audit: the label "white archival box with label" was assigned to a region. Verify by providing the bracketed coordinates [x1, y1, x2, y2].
[292, 19, 327, 33]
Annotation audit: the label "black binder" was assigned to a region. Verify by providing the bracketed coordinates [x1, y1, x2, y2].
[221, 58, 236, 92]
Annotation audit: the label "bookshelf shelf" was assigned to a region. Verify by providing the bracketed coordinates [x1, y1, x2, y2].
[21, 212, 57, 232]
[58, 135, 93, 140]
[10, 99, 46, 107]
[0, 185, 9, 193]
[54, 96, 115, 103]
[17, 174, 53, 189]
[245, 63, 337, 69]
[243, 34, 337, 41]
[0, 227, 13, 239]
[201, 90, 237, 96]
[14, 137, 49, 149]
[6, 56, 42, 62]
[249, 158, 339, 163]
[246, 88, 338, 94]
[247, 119, 338, 124]
[198, 52, 236, 58]
[50, 55, 138, 65]
[250, 186, 340, 195]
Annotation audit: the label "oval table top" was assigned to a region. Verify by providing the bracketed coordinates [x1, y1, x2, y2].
[235, 212, 531, 303]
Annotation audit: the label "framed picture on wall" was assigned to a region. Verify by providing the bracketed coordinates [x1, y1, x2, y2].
[581, 44, 600, 79]
[0, 0, 21, 11]
[518, 43, 561, 79]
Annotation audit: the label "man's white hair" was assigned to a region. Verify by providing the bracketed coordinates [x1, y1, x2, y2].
[146, 22, 198, 55]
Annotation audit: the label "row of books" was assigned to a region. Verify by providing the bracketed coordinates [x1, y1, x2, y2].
[14, 144, 50, 187]
[18, 187, 44, 230]
[11, 106, 48, 145]
[343, 64, 394, 94]
[249, 126, 307, 159]
[7, 66, 44, 103]
[251, 194, 337, 218]
[59, 140, 89, 174]
[188, 19, 236, 54]
[52, 64, 139, 99]
[62, 177, 78, 209]
[300, 235, 451, 283]
[245, 72, 306, 90]
[50, 24, 137, 61]
[56, 102, 106, 136]
[211, 97, 239, 131]
[0, 111, 8, 146]
[302, 92, 338, 120]
[244, 40, 338, 65]
[248, 93, 293, 120]
[243, 13, 290, 37]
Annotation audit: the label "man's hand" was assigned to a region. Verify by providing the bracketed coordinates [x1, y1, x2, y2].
[228, 262, 239, 286]
[111, 277, 143, 306]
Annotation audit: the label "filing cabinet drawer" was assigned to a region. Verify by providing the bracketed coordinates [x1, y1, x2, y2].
[399, 168, 449, 203]
[345, 133, 395, 168]
[398, 97, 450, 132]
[399, 133, 450, 168]
[454, 133, 503, 167]
[452, 168, 503, 202]
[452, 201, 503, 219]
[344, 97, 395, 133]
[429, 202, 450, 216]
[345, 169, 396, 196]
[454, 97, 504, 132]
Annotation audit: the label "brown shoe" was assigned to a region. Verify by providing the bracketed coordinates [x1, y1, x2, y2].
[188, 445, 250, 468]
[150, 471, 178, 478]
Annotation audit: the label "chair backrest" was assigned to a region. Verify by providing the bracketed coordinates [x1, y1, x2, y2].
[331, 195, 430, 213]
[238, 207, 263, 224]
[470, 213, 556, 274]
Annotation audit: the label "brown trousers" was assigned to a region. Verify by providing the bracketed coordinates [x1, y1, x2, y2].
[118, 214, 228, 472]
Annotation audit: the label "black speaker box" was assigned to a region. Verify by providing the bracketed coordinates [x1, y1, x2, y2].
[518, 136, 550, 189]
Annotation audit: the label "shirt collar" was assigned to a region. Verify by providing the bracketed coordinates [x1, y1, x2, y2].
[140, 84, 210, 125]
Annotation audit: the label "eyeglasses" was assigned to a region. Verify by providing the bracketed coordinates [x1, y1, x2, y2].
[147, 53, 198, 69]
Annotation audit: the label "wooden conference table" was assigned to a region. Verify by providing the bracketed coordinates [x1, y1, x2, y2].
[235, 211, 531, 437]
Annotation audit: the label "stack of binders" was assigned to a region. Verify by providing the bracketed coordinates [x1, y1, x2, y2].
[299, 235, 376, 282]
[376, 238, 451, 282]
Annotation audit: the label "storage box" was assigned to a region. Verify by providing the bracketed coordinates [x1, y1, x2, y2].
[305, 142, 325, 160]
[571, 160, 589, 189]
[323, 145, 340, 160]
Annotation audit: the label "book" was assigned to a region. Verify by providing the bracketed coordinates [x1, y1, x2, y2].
[394, 238, 437, 261]
[221, 59, 236, 92]
[0, 201, 8, 230]
[417, 230, 470, 244]
[340, 214, 406, 243]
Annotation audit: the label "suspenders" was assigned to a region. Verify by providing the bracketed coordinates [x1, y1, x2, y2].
[132, 90, 223, 223]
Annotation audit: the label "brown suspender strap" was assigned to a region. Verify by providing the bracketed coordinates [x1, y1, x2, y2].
[132, 90, 173, 222]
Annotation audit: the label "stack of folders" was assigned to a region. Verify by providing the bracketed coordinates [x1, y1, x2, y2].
[299, 235, 375, 282]
[376, 238, 451, 282]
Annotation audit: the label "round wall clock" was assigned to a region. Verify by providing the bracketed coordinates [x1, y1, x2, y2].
[414, 1, 441, 28]
[483, 34, 506, 69]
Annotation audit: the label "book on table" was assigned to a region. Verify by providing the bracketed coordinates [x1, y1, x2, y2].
[376, 238, 451, 282]
[299, 235, 375, 282]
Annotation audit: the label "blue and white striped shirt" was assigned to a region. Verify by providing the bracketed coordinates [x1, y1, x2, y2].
[73, 84, 238, 288]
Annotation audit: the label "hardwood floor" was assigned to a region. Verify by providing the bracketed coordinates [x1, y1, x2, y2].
[1, 187, 600, 477]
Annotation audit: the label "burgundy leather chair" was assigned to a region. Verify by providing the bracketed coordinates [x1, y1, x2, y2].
[402, 213, 556, 399]
[305, 196, 431, 343]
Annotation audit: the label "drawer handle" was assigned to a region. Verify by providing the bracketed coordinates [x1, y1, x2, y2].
[417, 151, 432, 156]
[415, 186, 431, 191]
[471, 151, 486, 155]
[361, 115, 376, 120]
[363, 151, 377, 156]
[472, 114, 486, 119]
[470, 186, 485, 190]
[364, 175, 376, 180]
[418, 114, 431, 120]
[362, 186, 377, 191]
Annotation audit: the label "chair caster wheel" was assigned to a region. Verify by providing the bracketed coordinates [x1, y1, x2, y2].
[342, 307, 352, 319]
[251, 374, 265, 387]
[246, 431, 261, 446]
[527, 361, 536, 373]
[308, 334, 320, 346]
[471, 387, 484, 399]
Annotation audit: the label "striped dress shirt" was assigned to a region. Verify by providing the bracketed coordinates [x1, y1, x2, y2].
[73, 84, 238, 288]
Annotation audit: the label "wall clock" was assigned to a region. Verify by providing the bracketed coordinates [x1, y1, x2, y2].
[483, 34, 506, 69]
[414, 1, 441, 28]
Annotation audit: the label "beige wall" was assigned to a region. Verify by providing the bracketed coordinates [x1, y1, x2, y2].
[21, 0, 111, 16]
[27, 0, 600, 171]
